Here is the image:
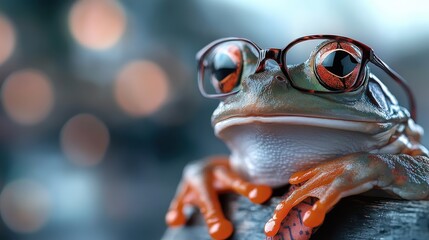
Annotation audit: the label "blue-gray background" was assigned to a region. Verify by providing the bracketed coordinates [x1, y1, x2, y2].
[0, 0, 428, 239]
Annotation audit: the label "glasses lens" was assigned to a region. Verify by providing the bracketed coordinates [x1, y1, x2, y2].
[200, 40, 259, 96]
[284, 39, 363, 92]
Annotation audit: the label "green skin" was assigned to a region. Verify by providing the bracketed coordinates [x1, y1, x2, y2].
[169, 42, 429, 239]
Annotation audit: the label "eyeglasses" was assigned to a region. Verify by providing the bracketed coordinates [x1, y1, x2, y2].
[196, 35, 416, 120]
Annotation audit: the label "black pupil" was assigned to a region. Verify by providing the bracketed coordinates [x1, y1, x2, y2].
[212, 53, 237, 81]
[321, 50, 358, 77]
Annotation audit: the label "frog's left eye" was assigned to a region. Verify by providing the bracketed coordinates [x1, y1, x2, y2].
[314, 41, 362, 91]
[209, 45, 243, 94]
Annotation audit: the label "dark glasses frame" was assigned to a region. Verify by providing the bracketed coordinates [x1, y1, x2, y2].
[196, 34, 416, 120]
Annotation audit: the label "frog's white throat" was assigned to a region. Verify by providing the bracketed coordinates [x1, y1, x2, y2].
[214, 116, 396, 187]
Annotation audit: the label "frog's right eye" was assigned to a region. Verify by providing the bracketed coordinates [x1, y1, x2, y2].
[209, 45, 243, 94]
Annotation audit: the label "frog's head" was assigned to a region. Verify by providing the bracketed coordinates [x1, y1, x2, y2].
[200, 38, 412, 185]
[209, 40, 410, 136]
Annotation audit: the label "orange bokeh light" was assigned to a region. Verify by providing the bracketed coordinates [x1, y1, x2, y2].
[0, 14, 15, 65]
[0, 179, 51, 234]
[69, 0, 126, 50]
[1, 69, 54, 125]
[114, 60, 170, 117]
[61, 114, 110, 166]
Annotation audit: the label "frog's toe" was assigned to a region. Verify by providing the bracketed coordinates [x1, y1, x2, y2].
[165, 182, 191, 226]
[213, 165, 272, 204]
[208, 219, 233, 240]
[165, 209, 186, 226]
[303, 201, 326, 227]
[289, 167, 319, 185]
[302, 189, 341, 227]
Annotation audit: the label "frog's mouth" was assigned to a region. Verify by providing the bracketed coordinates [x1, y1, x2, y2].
[214, 115, 394, 136]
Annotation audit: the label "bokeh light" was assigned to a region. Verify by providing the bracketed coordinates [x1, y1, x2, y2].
[114, 60, 170, 117]
[61, 114, 110, 166]
[0, 179, 51, 234]
[0, 14, 15, 65]
[69, 0, 126, 50]
[1, 69, 54, 125]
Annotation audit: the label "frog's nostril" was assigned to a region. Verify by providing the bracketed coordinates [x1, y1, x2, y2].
[275, 75, 286, 82]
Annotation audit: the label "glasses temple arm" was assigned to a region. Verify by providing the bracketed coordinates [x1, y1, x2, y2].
[370, 53, 417, 121]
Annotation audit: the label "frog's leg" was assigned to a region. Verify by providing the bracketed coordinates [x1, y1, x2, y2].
[166, 156, 272, 240]
[264, 153, 429, 237]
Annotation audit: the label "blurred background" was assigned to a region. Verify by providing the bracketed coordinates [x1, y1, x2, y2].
[0, 0, 428, 239]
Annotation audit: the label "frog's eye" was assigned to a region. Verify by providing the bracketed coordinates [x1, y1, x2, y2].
[209, 45, 243, 93]
[314, 41, 362, 91]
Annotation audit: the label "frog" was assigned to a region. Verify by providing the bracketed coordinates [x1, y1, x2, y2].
[165, 35, 429, 240]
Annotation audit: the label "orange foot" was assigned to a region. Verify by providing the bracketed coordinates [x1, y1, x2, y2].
[264, 153, 390, 237]
[166, 156, 272, 240]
